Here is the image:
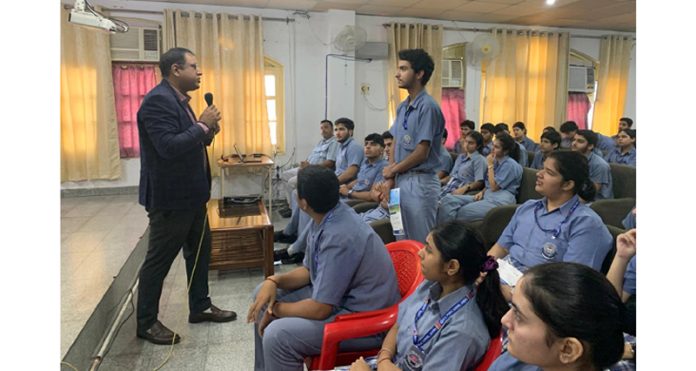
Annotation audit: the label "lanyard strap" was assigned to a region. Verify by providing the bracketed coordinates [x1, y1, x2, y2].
[533, 199, 581, 239]
[402, 106, 414, 130]
[412, 290, 475, 351]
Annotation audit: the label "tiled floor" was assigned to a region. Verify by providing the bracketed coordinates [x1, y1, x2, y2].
[61, 193, 295, 370]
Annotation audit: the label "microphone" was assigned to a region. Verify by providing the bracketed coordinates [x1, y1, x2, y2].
[204, 92, 213, 107]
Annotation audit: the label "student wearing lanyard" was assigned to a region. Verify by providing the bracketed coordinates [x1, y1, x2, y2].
[439, 131, 487, 200]
[379, 48, 445, 243]
[606, 229, 637, 371]
[488, 263, 625, 371]
[248, 166, 400, 371]
[349, 222, 508, 371]
[605, 129, 636, 167]
[494, 123, 528, 167]
[437, 133, 523, 224]
[487, 151, 613, 300]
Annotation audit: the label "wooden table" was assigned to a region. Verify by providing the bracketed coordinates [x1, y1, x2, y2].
[207, 198, 274, 277]
[218, 155, 274, 216]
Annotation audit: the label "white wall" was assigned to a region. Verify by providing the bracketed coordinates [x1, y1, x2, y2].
[62, 0, 636, 190]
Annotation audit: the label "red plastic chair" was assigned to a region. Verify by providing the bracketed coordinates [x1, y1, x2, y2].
[473, 332, 503, 371]
[306, 240, 424, 370]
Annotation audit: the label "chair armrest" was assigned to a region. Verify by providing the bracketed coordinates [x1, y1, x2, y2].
[352, 202, 379, 213]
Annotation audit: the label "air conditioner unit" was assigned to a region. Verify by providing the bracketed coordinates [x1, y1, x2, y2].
[442, 59, 464, 88]
[110, 27, 160, 62]
[568, 65, 594, 93]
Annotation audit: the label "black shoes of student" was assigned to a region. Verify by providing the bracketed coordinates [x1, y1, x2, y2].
[137, 320, 181, 345]
[274, 248, 291, 261]
[274, 231, 297, 244]
[188, 304, 237, 323]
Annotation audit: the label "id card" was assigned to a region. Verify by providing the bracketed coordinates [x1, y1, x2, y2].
[388, 188, 405, 237]
[401, 344, 425, 371]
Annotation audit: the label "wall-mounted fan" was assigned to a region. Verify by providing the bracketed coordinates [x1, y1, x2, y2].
[466, 33, 501, 69]
[332, 25, 367, 53]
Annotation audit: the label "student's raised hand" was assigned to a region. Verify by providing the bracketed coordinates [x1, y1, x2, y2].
[246, 279, 277, 323]
[486, 153, 495, 166]
[349, 357, 371, 371]
[616, 228, 637, 260]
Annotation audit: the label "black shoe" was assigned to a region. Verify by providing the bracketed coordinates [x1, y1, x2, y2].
[278, 207, 292, 218]
[274, 231, 297, 244]
[274, 248, 291, 261]
[281, 252, 305, 265]
[137, 320, 181, 345]
[189, 304, 237, 323]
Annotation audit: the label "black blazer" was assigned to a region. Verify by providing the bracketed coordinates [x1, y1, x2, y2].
[137, 80, 213, 211]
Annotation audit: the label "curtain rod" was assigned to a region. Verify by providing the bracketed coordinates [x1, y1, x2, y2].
[382, 23, 634, 40]
[62, 5, 295, 23]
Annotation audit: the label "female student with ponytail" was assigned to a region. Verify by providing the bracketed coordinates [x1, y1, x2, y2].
[487, 151, 612, 298]
[348, 221, 508, 371]
[488, 262, 625, 371]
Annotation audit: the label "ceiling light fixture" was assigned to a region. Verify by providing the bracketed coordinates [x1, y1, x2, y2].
[546, 0, 556, 5]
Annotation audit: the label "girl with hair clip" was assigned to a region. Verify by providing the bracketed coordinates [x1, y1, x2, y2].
[347, 221, 508, 371]
[487, 151, 613, 299]
[489, 262, 626, 371]
[605, 129, 636, 167]
[439, 131, 487, 199]
[437, 133, 523, 224]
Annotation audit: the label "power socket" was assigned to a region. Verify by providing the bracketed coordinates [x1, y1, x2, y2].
[360, 83, 370, 95]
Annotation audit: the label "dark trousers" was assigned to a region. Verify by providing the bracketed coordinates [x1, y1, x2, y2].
[136, 204, 212, 331]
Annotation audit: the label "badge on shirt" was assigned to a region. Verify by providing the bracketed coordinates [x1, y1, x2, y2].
[541, 242, 558, 260]
[402, 345, 425, 371]
[403, 134, 412, 144]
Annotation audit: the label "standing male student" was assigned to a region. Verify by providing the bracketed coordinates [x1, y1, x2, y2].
[136, 47, 236, 345]
[380, 48, 445, 243]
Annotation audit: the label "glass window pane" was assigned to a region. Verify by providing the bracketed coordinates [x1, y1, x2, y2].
[266, 99, 277, 121]
[269, 121, 277, 145]
[265, 75, 276, 97]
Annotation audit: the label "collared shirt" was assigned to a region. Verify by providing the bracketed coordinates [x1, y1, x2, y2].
[488, 352, 541, 371]
[389, 90, 446, 172]
[335, 137, 365, 178]
[485, 156, 523, 195]
[394, 281, 489, 370]
[519, 136, 539, 154]
[587, 152, 614, 199]
[307, 136, 339, 165]
[352, 158, 388, 192]
[517, 142, 528, 167]
[596, 132, 618, 156]
[303, 202, 400, 312]
[605, 147, 636, 167]
[440, 152, 487, 198]
[560, 137, 572, 149]
[169, 81, 209, 134]
[482, 141, 494, 156]
[624, 256, 637, 295]
[530, 150, 545, 170]
[436, 146, 454, 174]
[497, 195, 613, 272]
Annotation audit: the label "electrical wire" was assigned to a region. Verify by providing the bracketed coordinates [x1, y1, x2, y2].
[84, 0, 129, 31]
[361, 91, 387, 111]
[324, 54, 372, 119]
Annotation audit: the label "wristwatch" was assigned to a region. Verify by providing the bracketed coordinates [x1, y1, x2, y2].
[348, 189, 354, 198]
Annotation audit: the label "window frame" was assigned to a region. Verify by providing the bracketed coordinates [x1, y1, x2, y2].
[264, 56, 285, 153]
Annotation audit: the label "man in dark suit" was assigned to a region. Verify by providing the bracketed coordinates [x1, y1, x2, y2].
[136, 47, 236, 345]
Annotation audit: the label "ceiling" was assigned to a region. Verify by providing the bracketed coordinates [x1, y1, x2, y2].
[131, 0, 636, 32]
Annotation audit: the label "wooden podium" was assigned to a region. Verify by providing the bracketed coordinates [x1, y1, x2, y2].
[207, 198, 274, 277]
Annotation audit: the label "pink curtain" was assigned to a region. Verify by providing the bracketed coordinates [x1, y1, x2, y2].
[566, 92, 591, 130]
[112, 63, 158, 158]
[441, 88, 466, 150]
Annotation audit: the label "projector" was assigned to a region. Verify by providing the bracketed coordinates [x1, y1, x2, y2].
[68, 0, 128, 33]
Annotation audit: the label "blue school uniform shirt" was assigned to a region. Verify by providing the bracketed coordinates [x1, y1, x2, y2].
[488, 352, 541, 371]
[520, 136, 539, 154]
[485, 156, 523, 196]
[587, 152, 614, 199]
[596, 132, 617, 156]
[440, 152, 487, 197]
[517, 142, 528, 167]
[560, 137, 572, 149]
[303, 202, 400, 312]
[335, 137, 364, 178]
[622, 208, 636, 229]
[482, 141, 493, 156]
[307, 136, 339, 164]
[390, 90, 445, 173]
[530, 150, 545, 170]
[352, 158, 388, 192]
[437, 146, 453, 174]
[453, 140, 463, 154]
[497, 195, 613, 272]
[605, 147, 636, 167]
[624, 256, 637, 295]
[394, 281, 489, 371]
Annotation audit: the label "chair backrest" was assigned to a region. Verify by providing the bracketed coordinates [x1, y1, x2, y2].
[517, 167, 542, 203]
[385, 240, 424, 298]
[610, 163, 636, 199]
[473, 332, 504, 371]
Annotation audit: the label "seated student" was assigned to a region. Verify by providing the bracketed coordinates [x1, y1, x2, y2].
[382, 130, 394, 161]
[487, 151, 613, 299]
[436, 128, 454, 182]
[339, 133, 388, 202]
[439, 131, 487, 199]
[494, 123, 528, 167]
[542, 126, 557, 134]
[605, 129, 636, 167]
[437, 133, 523, 224]
[572, 130, 614, 200]
[453, 119, 475, 153]
[353, 131, 396, 225]
[559, 120, 578, 149]
[480, 123, 495, 156]
[248, 166, 401, 371]
[606, 229, 637, 370]
[488, 262, 625, 371]
[622, 207, 636, 229]
[513, 121, 539, 153]
[619, 117, 633, 132]
[530, 130, 561, 170]
[274, 117, 364, 260]
[595, 131, 617, 157]
[348, 221, 508, 371]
